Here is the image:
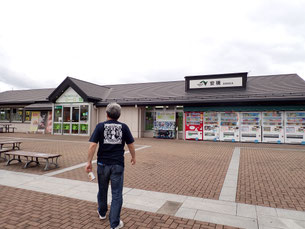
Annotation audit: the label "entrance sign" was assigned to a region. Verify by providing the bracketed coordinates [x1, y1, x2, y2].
[189, 77, 243, 89]
[185, 72, 247, 91]
[56, 87, 84, 103]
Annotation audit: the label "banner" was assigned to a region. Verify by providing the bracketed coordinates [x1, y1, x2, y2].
[156, 111, 175, 121]
[38, 111, 48, 130]
[29, 112, 40, 132]
[46, 111, 53, 133]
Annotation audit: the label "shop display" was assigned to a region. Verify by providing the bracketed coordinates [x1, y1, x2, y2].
[285, 111, 305, 144]
[219, 112, 239, 142]
[262, 111, 284, 143]
[203, 112, 219, 141]
[240, 112, 261, 142]
[153, 111, 176, 139]
[185, 112, 203, 140]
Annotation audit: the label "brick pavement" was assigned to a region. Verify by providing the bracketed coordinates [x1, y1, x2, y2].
[237, 148, 305, 211]
[55, 138, 235, 200]
[0, 185, 239, 229]
[2, 133, 305, 212]
[0, 135, 92, 174]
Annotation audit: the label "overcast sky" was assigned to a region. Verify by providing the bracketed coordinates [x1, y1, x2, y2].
[0, 0, 305, 92]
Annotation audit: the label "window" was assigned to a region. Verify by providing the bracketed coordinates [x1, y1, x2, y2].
[0, 108, 10, 121]
[72, 107, 79, 122]
[54, 106, 62, 122]
[25, 111, 32, 122]
[11, 108, 23, 122]
[145, 111, 155, 130]
[63, 107, 71, 122]
[80, 105, 89, 121]
[176, 112, 183, 131]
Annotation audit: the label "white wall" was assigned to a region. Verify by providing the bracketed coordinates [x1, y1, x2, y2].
[96, 106, 141, 138]
[0, 123, 31, 133]
[90, 104, 97, 135]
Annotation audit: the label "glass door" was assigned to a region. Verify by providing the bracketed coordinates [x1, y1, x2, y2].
[71, 106, 80, 134]
[53, 106, 63, 134]
[63, 106, 71, 134]
[53, 104, 90, 136]
[80, 105, 89, 135]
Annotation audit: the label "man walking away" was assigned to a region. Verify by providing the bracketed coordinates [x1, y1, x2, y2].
[85, 103, 136, 229]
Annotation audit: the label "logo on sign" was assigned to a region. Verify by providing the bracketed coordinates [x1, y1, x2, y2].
[197, 80, 208, 87]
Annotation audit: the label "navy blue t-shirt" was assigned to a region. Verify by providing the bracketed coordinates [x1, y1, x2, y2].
[89, 120, 134, 167]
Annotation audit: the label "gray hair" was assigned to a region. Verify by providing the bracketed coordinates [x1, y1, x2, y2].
[106, 103, 121, 120]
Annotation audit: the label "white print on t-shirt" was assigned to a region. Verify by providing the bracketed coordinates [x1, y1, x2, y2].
[104, 123, 122, 144]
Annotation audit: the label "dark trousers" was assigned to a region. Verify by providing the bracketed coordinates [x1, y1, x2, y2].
[97, 163, 124, 228]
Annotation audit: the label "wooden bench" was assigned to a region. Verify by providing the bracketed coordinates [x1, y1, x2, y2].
[0, 148, 10, 161]
[6, 151, 61, 171]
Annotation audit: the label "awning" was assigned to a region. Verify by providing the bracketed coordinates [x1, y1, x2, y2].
[184, 105, 305, 112]
[24, 103, 52, 111]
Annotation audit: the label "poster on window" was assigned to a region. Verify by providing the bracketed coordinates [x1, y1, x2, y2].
[156, 112, 175, 121]
[29, 112, 40, 132]
[38, 111, 48, 130]
[46, 111, 53, 133]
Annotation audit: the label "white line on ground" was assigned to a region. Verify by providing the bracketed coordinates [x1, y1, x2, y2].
[43, 145, 151, 177]
[219, 147, 240, 202]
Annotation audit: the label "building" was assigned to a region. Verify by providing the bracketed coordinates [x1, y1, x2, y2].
[1, 72, 305, 144]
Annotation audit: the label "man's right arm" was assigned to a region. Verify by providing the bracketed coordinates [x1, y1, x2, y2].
[85, 142, 97, 173]
[127, 143, 136, 165]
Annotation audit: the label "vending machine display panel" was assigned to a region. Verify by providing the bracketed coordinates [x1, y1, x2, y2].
[240, 112, 261, 142]
[262, 111, 284, 143]
[203, 112, 219, 141]
[285, 111, 305, 144]
[219, 112, 239, 142]
[185, 112, 203, 140]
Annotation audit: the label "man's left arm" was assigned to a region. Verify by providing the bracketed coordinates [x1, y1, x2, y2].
[85, 142, 97, 173]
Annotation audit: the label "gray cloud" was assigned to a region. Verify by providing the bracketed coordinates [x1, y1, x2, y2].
[0, 65, 42, 90]
[197, 40, 305, 77]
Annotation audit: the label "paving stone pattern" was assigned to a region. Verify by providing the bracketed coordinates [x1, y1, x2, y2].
[0, 185, 239, 229]
[237, 148, 305, 211]
[0, 138, 92, 174]
[55, 138, 234, 199]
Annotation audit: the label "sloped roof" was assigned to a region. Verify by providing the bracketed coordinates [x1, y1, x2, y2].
[48, 77, 111, 102]
[68, 77, 111, 100]
[0, 88, 54, 105]
[1, 73, 305, 106]
[97, 73, 305, 105]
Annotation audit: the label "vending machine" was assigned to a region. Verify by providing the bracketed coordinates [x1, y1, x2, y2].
[185, 112, 203, 140]
[203, 112, 220, 141]
[262, 111, 284, 143]
[240, 112, 262, 143]
[219, 112, 239, 142]
[285, 111, 305, 144]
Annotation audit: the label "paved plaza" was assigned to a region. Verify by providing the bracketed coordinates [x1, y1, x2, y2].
[0, 133, 305, 228]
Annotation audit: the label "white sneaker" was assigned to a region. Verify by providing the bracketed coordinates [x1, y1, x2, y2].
[97, 210, 106, 220]
[111, 220, 124, 229]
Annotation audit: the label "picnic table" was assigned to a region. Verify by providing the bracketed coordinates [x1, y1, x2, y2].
[0, 124, 16, 133]
[0, 140, 22, 161]
[6, 151, 61, 171]
[0, 140, 22, 150]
